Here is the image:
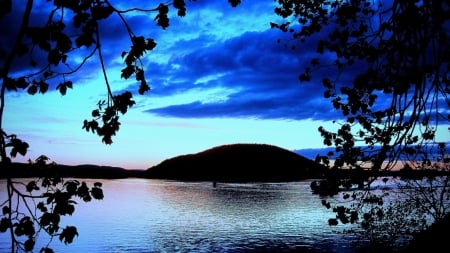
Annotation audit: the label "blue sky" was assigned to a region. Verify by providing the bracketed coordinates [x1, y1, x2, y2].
[2, 0, 449, 169]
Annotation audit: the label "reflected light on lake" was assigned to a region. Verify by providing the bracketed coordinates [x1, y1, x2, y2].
[0, 179, 359, 253]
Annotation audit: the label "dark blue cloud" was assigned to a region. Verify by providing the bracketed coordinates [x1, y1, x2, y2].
[0, 0, 346, 122]
[141, 27, 341, 121]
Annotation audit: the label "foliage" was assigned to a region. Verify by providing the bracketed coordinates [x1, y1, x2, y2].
[0, 156, 103, 252]
[272, 0, 449, 171]
[0, 1, 242, 252]
[272, 0, 450, 249]
[322, 173, 449, 251]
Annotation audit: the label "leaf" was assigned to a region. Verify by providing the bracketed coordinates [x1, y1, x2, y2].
[39, 80, 49, 94]
[24, 239, 35, 251]
[64, 181, 79, 195]
[15, 216, 35, 237]
[37, 202, 48, 213]
[91, 187, 104, 200]
[228, 0, 241, 7]
[56, 81, 73, 95]
[40, 248, 55, 253]
[298, 73, 310, 82]
[155, 4, 169, 29]
[26, 181, 39, 192]
[2, 206, 10, 215]
[0, 218, 10, 232]
[75, 34, 94, 48]
[145, 38, 157, 50]
[48, 48, 61, 66]
[56, 32, 72, 52]
[3, 77, 16, 91]
[135, 69, 144, 81]
[138, 81, 150, 95]
[92, 109, 100, 117]
[92, 4, 114, 20]
[59, 226, 78, 244]
[8, 139, 29, 157]
[121, 65, 135, 79]
[328, 218, 338, 226]
[27, 85, 37, 95]
[15, 77, 29, 89]
[58, 84, 67, 95]
[77, 182, 91, 201]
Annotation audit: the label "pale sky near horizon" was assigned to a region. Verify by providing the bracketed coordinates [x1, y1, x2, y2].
[2, 0, 449, 170]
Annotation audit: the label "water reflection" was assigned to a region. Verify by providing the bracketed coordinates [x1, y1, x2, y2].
[0, 179, 357, 253]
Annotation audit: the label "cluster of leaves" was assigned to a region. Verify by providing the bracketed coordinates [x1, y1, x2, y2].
[272, 0, 450, 249]
[0, 1, 243, 252]
[1, 0, 246, 153]
[321, 173, 449, 251]
[1, 131, 29, 163]
[0, 0, 187, 146]
[83, 91, 135, 144]
[120, 36, 156, 94]
[0, 157, 103, 252]
[315, 145, 449, 250]
[272, 0, 449, 172]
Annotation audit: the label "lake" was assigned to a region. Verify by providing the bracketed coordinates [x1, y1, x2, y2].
[0, 179, 362, 252]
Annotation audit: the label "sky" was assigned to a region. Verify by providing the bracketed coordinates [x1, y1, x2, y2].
[1, 0, 449, 170]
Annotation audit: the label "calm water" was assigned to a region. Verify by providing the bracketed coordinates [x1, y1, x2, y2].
[0, 179, 360, 253]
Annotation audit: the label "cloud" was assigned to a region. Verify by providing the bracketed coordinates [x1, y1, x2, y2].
[139, 27, 340, 121]
[1, 0, 345, 123]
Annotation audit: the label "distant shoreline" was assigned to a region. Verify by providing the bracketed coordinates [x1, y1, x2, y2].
[1, 162, 448, 182]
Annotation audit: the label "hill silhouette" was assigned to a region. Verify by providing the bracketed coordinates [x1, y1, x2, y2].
[143, 143, 327, 182]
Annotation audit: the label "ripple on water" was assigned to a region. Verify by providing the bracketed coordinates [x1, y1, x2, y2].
[0, 179, 359, 253]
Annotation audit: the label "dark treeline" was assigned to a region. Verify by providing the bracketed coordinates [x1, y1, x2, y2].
[0, 163, 143, 179]
[2, 144, 447, 181]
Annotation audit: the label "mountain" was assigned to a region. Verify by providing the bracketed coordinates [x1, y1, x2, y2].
[144, 143, 327, 182]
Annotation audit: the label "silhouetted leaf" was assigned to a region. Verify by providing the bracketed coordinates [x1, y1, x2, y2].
[27, 84, 37, 95]
[15, 77, 29, 89]
[75, 34, 95, 48]
[155, 4, 170, 29]
[91, 187, 103, 200]
[55, 32, 72, 52]
[39, 81, 49, 94]
[92, 4, 114, 20]
[0, 218, 10, 232]
[64, 181, 79, 195]
[48, 48, 61, 66]
[2, 206, 10, 215]
[228, 0, 241, 7]
[328, 218, 338, 226]
[173, 0, 186, 17]
[26, 181, 39, 192]
[59, 226, 78, 244]
[139, 81, 150, 95]
[36, 202, 47, 213]
[56, 81, 73, 95]
[40, 248, 55, 253]
[15, 217, 35, 237]
[58, 85, 67, 95]
[24, 239, 35, 251]
[65, 81, 73, 88]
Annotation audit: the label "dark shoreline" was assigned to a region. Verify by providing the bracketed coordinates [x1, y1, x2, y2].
[1, 162, 449, 181]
